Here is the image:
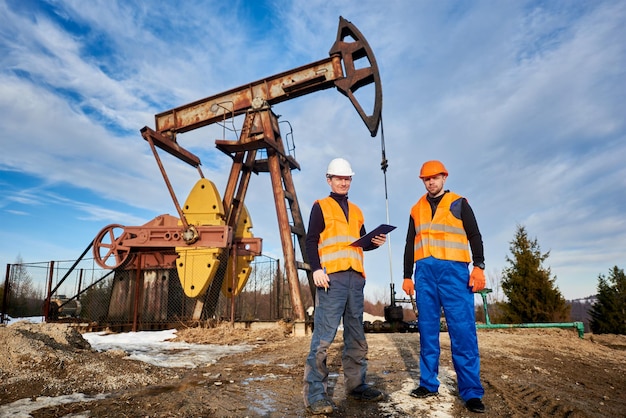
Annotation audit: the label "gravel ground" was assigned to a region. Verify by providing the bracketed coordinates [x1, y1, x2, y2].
[1, 321, 625, 417]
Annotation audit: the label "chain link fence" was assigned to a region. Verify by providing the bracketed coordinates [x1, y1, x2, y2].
[1, 252, 299, 331]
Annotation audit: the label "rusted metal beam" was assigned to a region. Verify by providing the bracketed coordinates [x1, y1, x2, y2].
[121, 214, 232, 248]
[140, 126, 201, 167]
[155, 56, 343, 137]
[234, 237, 263, 256]
[153, 17, 382, 140]
[120, 224, 232, 248]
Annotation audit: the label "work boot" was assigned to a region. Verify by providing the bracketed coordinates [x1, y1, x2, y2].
[348, 385, 384, 401]
[465, 398, 485, 413]
[306, 398, 335, 415]
[410, 386, 438, 398]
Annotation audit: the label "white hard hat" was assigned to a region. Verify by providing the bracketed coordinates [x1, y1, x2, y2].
[326, 158, 354, 177]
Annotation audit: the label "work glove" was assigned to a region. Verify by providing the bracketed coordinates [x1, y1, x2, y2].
[469, 267, 486, 292]
[402, 278, 415, 296]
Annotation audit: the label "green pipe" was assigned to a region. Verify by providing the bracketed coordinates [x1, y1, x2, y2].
[476, 321, 584, 339]
[475, 288, 585, 339]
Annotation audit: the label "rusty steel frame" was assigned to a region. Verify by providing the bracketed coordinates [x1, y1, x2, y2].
[110, 16, 384, 322]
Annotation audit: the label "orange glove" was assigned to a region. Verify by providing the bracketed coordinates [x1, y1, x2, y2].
[402, 278, 415, 296]
[469, 267, 486, 292]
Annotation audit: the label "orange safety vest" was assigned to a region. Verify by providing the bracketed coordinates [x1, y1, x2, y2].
[411, 192, 470, 263]
[317, 196, 365, 276]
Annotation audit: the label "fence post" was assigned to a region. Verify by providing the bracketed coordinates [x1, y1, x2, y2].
[44, 261, 55, 322]
[1, 264, 11, 323]
[132, 255, 143, 332]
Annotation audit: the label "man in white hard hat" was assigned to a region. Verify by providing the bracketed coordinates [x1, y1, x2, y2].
[303, 157, 387, 415]
[402, 160, 486, 414]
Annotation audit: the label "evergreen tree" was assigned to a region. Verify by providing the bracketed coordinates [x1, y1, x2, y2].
[589, 266, 626, 334]
[500, 225, 570, 323]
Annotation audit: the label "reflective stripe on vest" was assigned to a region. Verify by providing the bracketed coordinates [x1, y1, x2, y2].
[411, 192, 470, 262]
[317, 196, 365, 276]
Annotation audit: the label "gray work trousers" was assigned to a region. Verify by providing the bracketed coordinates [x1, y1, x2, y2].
[303, 269, 368, 406]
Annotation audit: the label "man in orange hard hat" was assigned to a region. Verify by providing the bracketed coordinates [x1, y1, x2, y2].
[303, 157, 387, 415]
[402, 160, 486, 414]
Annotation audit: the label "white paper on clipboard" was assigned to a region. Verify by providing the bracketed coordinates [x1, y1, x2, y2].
[349, 224, 396, 247]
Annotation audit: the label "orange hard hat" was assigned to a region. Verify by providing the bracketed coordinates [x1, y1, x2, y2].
[419, 160, 448, 178]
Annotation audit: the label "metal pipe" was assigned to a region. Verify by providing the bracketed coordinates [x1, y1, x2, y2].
[476, 322, 585, 339]
[145, 135, 189, 230]
[475, 288, 584, 339]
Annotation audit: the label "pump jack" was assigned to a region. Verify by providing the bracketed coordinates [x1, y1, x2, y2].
[92, 17, 382, 322]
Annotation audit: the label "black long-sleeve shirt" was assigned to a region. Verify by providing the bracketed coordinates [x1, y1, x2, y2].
[403, 190, 484, 278]
[305, 192, 376, 273]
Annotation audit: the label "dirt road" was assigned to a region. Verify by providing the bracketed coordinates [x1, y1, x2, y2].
[1, 321, 625, 417]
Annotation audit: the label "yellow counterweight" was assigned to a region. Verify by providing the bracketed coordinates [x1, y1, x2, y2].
[222, 205, 255, 298]
[175, 179, 225, 298]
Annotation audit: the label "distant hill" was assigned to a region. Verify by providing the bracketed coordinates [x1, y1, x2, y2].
[569, 295, 597, 332]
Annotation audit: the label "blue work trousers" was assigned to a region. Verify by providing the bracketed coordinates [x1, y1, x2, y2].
[415, 256, 484, 401]
[303, 269, 368, 406]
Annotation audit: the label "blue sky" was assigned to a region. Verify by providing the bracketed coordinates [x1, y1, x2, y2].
[1, 0, 624, 302]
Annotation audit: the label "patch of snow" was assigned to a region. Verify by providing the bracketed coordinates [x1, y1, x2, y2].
[380, 366, 458, 417]
[0, 393, 107, 418]
[83, 329, 253, 368]
[363, 312, 385, 322]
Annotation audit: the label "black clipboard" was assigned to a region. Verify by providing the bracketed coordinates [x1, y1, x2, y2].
[349, 224, 396, 247]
